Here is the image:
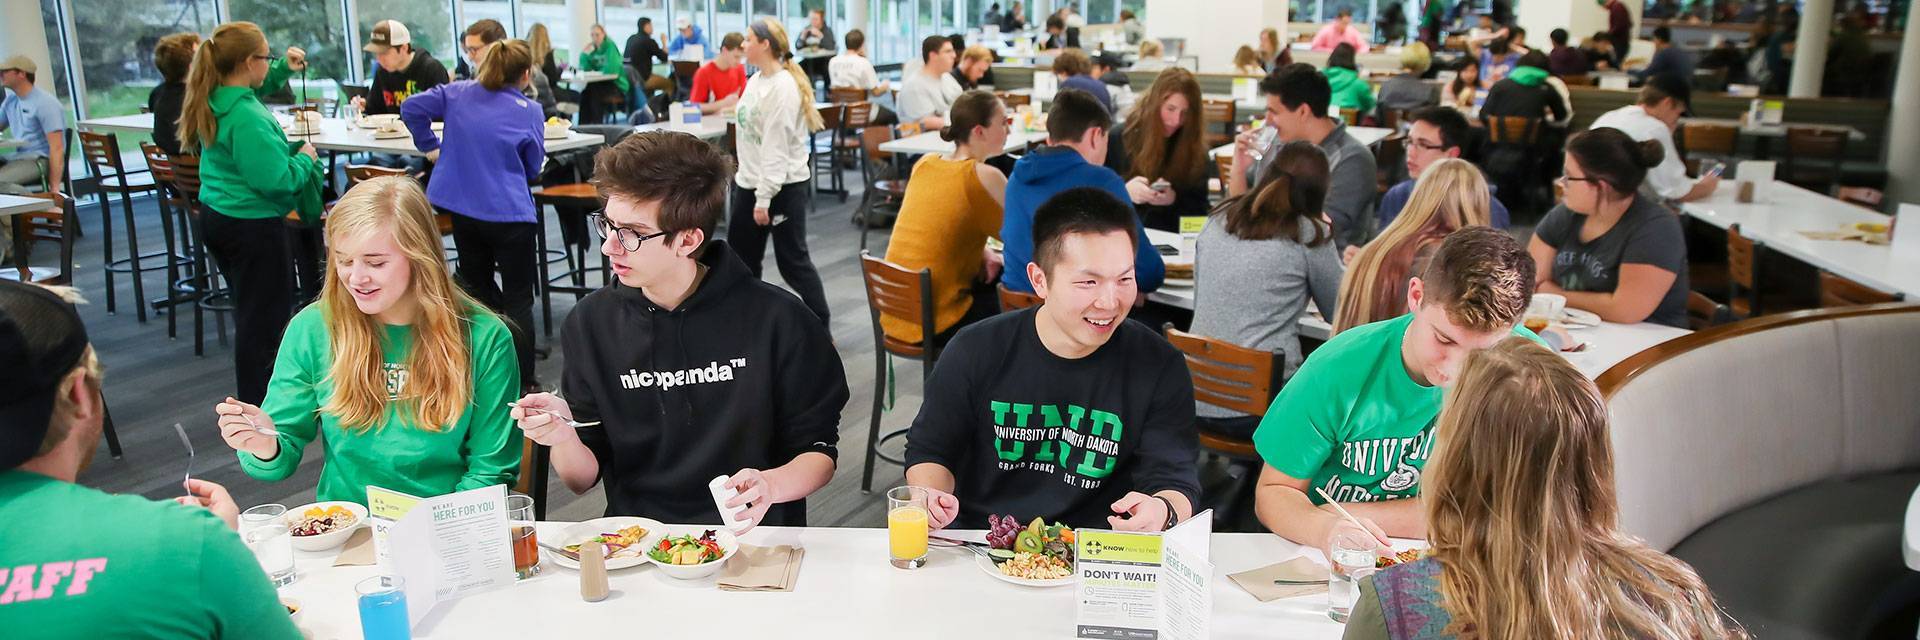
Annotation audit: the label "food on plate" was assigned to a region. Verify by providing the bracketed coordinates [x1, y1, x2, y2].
[648, 530, 725, 565]
[565, 525, 649, 558]
[1851, 222, 1890, 234]
[986, 514, 1075, 579]
[545, 116, 569, 127]
[1375, 548, 1424, 568]
[284, 602, 299, 616]
[1164, 262, 1194, 280]
[289, 505, 356, 536]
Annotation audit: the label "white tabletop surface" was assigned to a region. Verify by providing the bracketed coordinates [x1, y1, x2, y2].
[1906, 484, 1920, 571]
[562, 70, 619, 84]
[631, 118, 730, 141]
[79, 113, 608, 157]
[1142, 228, 1692, 380]
[1681, 181, 1920, 299]
[0, 194, 47, 217]
[1680, 116, 1866, 141]
[879, 128, 1049, 156]
[1209, 126, 1394, 159]
[280, 524, 1385, 639]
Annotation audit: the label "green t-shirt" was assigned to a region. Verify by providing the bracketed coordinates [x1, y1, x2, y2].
[0, 470, 300, 639]
[1253, 314, 1541, 504]
[239, 304, 523, 504]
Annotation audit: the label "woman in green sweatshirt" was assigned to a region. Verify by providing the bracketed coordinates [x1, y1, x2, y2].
[211, 177, 522, 505]
[1324, 43, 1377, 120]
[576, 23, 630, 123]
[175, 22, 327, 406]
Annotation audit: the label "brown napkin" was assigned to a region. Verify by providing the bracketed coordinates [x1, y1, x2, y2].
[717, 544, 804, 592]
[1228, 557, 1330, 602]
[332, 528, 376, 567]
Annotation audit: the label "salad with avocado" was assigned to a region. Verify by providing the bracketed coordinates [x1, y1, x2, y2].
[647, 530, 726, 565]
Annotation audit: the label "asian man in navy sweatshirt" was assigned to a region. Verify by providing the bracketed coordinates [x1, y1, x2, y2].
[999, 88, 1164, 295]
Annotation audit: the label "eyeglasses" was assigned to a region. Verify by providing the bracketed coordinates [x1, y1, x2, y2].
[1555, 173, 1603, 188]
[590, 211, 670, 251]
[250, 53, 281, 63]
[1408, 138, 1448, 152]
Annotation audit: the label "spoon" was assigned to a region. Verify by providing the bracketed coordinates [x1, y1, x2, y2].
[507, 402, 602, 428]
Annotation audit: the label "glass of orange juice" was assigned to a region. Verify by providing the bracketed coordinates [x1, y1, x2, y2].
[887, 486, 930, 569]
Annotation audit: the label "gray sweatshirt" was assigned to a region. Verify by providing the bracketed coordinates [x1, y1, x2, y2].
[1189, 214, 1344, 418]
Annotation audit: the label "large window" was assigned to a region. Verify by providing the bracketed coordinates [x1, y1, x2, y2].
[604, 0, 669, 63]
[461, 0, 516, 62]
[673, 0, 710, 47]
[59, 0, 218, 118]
[785, 0, 825, 44]
[1120, 0, 1146, 23]
[354, 0, 455, 83]
[916, 0, 938, 38]
[230, 0, 349, 105]
[716, 0, 748, 36]
[869, 0, 910, 65]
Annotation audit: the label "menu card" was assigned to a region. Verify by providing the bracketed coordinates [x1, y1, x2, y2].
[367, 485, 516, 628]
[1074, 511, 1213, 640]
[1895, 204, 1920, 256]
[1033, 71, 1059, 102]
[1231, 77, 1257, 103]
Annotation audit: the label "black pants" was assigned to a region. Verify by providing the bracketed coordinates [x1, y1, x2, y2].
[727, 181, 831, 326]
[447, 212, 538, 385]
[202, 210, 295, 405]
[288, 224, 325, 306]
[580, 81, 621, 125]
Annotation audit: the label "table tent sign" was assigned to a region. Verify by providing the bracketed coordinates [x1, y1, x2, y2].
[1074, 510, 1214, 640]
[368, 484, 516, 629]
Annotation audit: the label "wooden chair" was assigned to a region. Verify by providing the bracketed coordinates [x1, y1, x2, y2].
[810, 103, 852, 201]
[514, 436, 551, 521]
[1724, 225, 1806, 318]
[1679, 122, 1738, 176]
[78, 130, 173, 322]
[671, 60, 702, 100]
[304, 97, 339, 118]
[1818, 270, 1903, 308]
[138, 142, 197, 340]
[1560, 73, 1593, 87]
[1213, 152, 1235, 199]
[829, 86, 869, 105]
[1480, 115, 1543, 214]
[1378, 108, 1409, 131]
[857, 252, 940, 493]
[1163, 325, 1280, 525]
[994, 91, 1031, 108]
[1685, 291, 1734, 330]
[532, 183, 608, 334]
[996, 283, 1043, 312]
[1338, 107, 1361, 126]
[855, 123, 917, 250]
[165, 154, 234, 356]
[1782, 127, 1849, 196]
[11, 191, 74, 286]
[1201, 97, 1236, 148]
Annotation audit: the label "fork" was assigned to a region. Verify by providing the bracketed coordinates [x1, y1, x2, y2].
[173, 423, 194, 490]
[507, 402, 602, 428]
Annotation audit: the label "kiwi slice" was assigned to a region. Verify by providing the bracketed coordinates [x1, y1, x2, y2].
[1015, 530, 1044, 555]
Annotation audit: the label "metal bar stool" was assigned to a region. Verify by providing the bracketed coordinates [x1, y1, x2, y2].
[164, 154, 233, 356]
[79, 131, 179, 322]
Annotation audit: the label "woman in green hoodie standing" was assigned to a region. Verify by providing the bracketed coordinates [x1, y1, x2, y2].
[177, 22, 327, 405]
[577, 23, 630, 124]
[1324, 43, 1376, 122]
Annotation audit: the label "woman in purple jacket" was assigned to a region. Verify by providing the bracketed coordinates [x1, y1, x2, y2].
[401, 39, 545, 385]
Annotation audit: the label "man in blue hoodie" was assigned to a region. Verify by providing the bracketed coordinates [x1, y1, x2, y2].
[1000, 88, 1164, 295]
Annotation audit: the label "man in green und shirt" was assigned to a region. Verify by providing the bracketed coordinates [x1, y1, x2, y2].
[1253, 227, 1542, 556]
[0, 281, 299, 639]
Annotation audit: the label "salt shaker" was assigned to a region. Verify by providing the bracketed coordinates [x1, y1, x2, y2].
[579, 540, 609, 602]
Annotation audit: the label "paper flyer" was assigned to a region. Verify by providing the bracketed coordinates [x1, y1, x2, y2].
[1231, 77, 1257, 103]
[367, 484, 516, 628]
[1073, 511, 1214, 640]
[1894, 204, 1919, 256]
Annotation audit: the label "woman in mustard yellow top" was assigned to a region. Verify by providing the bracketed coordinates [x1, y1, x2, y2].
[881, 90, 1010, 346]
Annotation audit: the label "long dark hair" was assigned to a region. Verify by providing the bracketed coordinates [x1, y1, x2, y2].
[1565, 128, 1664, 200]
[1216, 140, 1330, 244]
[1122, 67, 1208, 187]
[939, 90, 1003, 144]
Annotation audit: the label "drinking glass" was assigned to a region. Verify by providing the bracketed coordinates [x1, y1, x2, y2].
[356, 575, 412, 640]
[886, 486, 929, 569]
[1245, 124, 1279, 162]
[240, 504, 296, 587]
[1326, 530, 1381, 622]
[508, 493, 540, 579]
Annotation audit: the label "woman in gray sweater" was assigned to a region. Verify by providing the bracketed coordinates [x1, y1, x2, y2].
[1189, 141, 1343, 438]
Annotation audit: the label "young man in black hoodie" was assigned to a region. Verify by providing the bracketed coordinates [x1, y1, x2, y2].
[353, 20, 449, 116]
[512, 132, 849, 533]
[904, 187, 1200, 533]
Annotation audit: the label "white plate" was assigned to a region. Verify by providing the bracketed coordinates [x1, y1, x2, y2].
[1559, 307, 1602, 329]
[1160, 276, 1195, 288]
[370, 130, 409, 140]
[547, 516, 665, 571]
[974, 552, 1074, 588]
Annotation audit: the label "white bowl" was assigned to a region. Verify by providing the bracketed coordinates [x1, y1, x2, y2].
[360, 114, 400, 128]
[284, 501, 368, 552]
[543, 123, 571, 139]
[643, 526, 738, 580]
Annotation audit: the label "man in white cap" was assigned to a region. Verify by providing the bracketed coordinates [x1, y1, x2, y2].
[1, 55, 66, 198]
[669, 15, 713, 60]
[353, 19, 450, 116]
[0, 281, 299, 639]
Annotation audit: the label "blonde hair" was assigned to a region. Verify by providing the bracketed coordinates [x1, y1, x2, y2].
[320, 177, 491, 432]
[751, 18, 823, 132]
[476, 39, 533, 92]
[1425, 339, 1746, 639]
[1232, 45, 1262, 72]
[1138, 39, 1164, 58]
[1332, 158, 1490, 333]
[526, 24, 553, 66]
[1259, 27, 1281, 53]
[179, 22, 268, 152]
[961, 45, 994, 65]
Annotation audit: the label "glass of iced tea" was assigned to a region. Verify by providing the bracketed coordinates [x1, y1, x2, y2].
[507, 493, 539, 579]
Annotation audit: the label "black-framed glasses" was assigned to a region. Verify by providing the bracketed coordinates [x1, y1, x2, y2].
[589, 211, 670, 251]
[1408, 137, 1448, 152]
[1555, 173, 1603, 188]
[251, 53, 281, 63]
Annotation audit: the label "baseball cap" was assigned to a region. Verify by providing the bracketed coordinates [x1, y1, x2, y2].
[365, 20, 413, 52]
[0, 280, 91, 470]
[0, 55, 36, 74]
[1643, 73, 1692, 114]
[675, 16, 693, 29]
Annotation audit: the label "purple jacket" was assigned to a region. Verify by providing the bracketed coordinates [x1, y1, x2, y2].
[401, 80, 545, 223]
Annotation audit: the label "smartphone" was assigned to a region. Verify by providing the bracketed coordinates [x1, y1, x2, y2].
[1150, 178, 1172, 192]
[1703, 165, 1725, 178]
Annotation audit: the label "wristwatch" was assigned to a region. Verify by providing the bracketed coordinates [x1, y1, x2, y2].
[1153, 495, 1178, 531]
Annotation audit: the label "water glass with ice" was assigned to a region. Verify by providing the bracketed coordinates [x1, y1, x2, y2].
[240, 504, 296, 587]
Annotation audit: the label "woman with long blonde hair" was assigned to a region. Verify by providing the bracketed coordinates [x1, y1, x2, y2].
[1110, 67, 1211, 232]
[730, 17, 831, 326]
[1343, 338, 1743, 639]
[212, 177, 522, 505]
[1232, 45, 1266, 75]
[526, 23, 559, 85]
[1331, 158, 1490, 334]
[178, 22, 325, 406]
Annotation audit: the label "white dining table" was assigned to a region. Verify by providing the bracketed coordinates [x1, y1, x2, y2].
[1208, 126, 1394, 159]
[878, 128, 1049, 156]
[0, 194, 45, 218]
[278, 523, 1396, 639]
[631, 118, 731, 141]
[562, 70, 619, 85]
[1680, 116, 1865, 141]
[1142, 228, 1692, 380]
[77, 113, 609, 157]
[1680, 181, 1920, 299]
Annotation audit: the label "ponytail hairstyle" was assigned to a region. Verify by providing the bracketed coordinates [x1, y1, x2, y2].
[939, 90, 1004, 145]
[750, 17, 823, 132]
[178, 22, 268, 153]
[476, 39, 534, 92]
[1217, 140, 1330, 244]
[1565, 127, 1664, 202]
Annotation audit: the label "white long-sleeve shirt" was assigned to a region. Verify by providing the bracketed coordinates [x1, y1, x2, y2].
[1589, 104, 1693, 201]
[733, 70, 814, 209]
[828, 53, 880, 90]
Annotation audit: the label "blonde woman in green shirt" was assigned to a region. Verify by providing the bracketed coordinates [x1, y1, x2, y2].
[577, 23, 629, 123]
[213, 177, 522, 505]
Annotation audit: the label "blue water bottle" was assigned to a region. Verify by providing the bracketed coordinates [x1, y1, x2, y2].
[356, 575, 412, 640]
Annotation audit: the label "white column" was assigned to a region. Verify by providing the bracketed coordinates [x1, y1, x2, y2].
[1885, 0, 1920, 205]
[1790, 0, 1833, 97]
[1517, 0, 1609, 52]
[847, 0, 868, 33]
[570, 0, 599, 48]
[1144, 0, 1287, 71]
[0, 0, 55, 84]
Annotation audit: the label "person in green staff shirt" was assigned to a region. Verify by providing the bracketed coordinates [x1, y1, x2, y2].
[1253, 226, 1542, 557]
[0, 281, 299, 639]
[212, 177, 522, 505]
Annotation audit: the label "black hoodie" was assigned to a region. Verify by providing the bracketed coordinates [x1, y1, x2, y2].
[366, 51, 450, 115]
[561, 241, 849, 526]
